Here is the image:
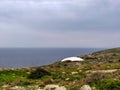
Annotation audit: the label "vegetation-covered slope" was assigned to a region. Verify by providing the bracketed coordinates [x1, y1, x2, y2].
[0, 48, 120, 90]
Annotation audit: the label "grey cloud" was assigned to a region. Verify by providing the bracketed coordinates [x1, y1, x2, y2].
[0, 0, 120, 31]
[0, 0, 120, 47]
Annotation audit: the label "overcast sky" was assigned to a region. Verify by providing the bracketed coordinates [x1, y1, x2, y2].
[0, 0, 120, 48]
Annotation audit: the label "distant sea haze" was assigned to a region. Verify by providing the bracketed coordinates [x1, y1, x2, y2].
[0, 48, 104, 68]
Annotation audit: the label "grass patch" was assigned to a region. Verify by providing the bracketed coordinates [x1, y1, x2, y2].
[92, 79, 120, 90]
[0, 70, 26, 82]
[0, 69, 27, 86]
[81, 66, 92, 71]
[97, 63, 120, 70]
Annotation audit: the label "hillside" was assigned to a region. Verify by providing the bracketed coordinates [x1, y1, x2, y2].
[0, 48, 120, 90]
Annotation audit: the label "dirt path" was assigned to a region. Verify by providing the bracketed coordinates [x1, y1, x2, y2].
[86, 69, 119, 74]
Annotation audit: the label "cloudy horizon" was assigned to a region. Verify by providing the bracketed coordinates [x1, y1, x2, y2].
[0, 0, 120, 48]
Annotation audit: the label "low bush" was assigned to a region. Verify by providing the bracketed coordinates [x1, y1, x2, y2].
[17, 81, 32, 86]
[27, 68, 51, 79]
[98, 79, 120, 90]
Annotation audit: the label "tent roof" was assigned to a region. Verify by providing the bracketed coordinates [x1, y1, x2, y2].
[61, 57, 84, 62]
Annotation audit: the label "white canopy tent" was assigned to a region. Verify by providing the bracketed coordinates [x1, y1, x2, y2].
[61, 57, 84, 62]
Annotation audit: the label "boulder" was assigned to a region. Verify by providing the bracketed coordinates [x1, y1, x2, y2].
[80, 85, 92, 90]
[44, 84, 66, 90]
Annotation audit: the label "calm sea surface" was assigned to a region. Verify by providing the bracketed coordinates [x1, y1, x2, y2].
[0, 48, 105, 68]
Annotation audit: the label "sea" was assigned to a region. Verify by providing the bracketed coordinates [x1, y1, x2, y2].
[0, 48, 105, 68]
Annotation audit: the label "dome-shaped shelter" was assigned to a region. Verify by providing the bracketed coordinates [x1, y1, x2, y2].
[61, 57, 84, 62]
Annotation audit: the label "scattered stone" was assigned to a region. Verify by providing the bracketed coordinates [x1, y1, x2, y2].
[62, 72, 66, 74]
[65, 78, 70, 80]
[44, 85, 59, 90]
[56, 86, 66, 90]
[44, 84, 66, 90]
[2, 85, 10, 90]
[2, 85, 43, 90]
[72, 72, 78, 75]
[11, 86, 25, 90]
[80, 85, 92, 90]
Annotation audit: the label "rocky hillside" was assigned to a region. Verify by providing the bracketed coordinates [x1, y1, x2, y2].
[0, 48, 120, 90]
[47, 47, 120, 70]
[81, 47, 120, 63]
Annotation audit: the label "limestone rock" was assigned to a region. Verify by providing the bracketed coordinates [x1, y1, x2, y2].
[44, 84, 66, 90]
[80, 85, 92, 90]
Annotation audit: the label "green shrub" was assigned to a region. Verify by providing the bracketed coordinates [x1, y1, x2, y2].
[82, 66, 92, 71]
[99, 79, 120, 90]
[28, 68, 51, 79]
[17, 81, 32, 86]
[68, 87, 79, 90]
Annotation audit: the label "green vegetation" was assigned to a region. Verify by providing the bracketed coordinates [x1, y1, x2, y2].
[81, 66, 92, 71]
[92, 79, 120, 90]
[49, 67, 85, 81]
[17, 80, 32, 86]
[99, 79, 120, 90]
[28, 68, 51, 79]
[0, 48, 120, 89]
[0, 69, 28, 87]
[0, 70, 26, 82]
